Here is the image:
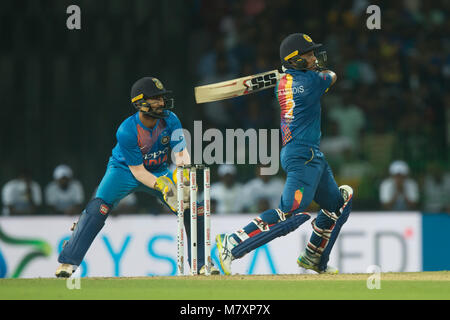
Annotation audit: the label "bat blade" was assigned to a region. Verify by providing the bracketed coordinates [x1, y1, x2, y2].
[194, 70, 283, 104]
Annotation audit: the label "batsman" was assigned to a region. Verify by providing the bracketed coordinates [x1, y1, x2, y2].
[55, 77, 219, 277]
[216, 33, 353, 275]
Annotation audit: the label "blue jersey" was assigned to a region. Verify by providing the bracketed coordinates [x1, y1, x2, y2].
[276, 69, 332, 148]
[110, 111, 186, 172]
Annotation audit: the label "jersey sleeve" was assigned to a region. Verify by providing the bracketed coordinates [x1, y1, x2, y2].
[316, 71, 333, 95]
[116, 123, 143, 166]
[168, 112, 186, 153]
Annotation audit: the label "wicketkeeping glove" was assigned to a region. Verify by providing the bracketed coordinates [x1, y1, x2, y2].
[154, 176, 178, 212]
[172, 167, 190, 203]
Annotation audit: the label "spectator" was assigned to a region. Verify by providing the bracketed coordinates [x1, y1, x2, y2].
[243, 165, 284, 213]
[423, 162, 450, 213]
[45, 164, 84, 215]
[210, 164, 245, 214]
[199, 53, 238, 129]
[320, 120, 354, 168]
[2, 168, 42, 216]
[327, 91, 366, 147]
[379, 160, 419, 211]
[337, 146, 374, 190]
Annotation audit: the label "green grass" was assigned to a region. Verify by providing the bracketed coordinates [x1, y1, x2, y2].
[1, 272, 449, 300]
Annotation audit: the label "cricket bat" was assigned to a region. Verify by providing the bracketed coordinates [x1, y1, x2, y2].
[194, 69, 284, 104]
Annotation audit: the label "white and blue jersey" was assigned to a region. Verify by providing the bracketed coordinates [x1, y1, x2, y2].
[96, 110, 186, 207]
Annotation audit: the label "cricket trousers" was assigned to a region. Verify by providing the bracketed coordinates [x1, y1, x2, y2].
[279, 142, 343, 215]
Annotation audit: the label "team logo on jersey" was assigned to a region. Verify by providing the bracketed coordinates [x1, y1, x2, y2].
[99, 204, 110, 215]
[152, 78, 164, 90]
[161, 136, 170, 145]
[303, 34, 313, 42]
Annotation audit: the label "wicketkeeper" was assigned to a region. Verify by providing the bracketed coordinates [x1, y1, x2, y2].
[216, 33, 353, 275]
[55, 77, 219, 277]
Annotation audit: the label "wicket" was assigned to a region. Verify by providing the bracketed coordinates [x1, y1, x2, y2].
[176, 164, 211, 276]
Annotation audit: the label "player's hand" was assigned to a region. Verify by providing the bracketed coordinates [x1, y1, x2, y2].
[154, 176, 178, 212]
[172, 167, 190, 203]
[314, 51, 328, 71]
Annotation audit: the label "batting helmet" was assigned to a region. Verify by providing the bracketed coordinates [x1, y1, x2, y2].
[280, 33, 324, 70]
[130, 77, 174, 118]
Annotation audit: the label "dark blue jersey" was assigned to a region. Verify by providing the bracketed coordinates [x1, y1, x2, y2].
[276, 69, 332, 148]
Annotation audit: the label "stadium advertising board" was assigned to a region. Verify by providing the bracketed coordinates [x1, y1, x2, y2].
[0, 213, 422, 278]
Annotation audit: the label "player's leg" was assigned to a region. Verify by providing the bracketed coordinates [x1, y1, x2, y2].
[56, 162, 139, 277]
[317, 183, 352, 271]
[216, 156, 324, 275]
[298, 161, 353, 273]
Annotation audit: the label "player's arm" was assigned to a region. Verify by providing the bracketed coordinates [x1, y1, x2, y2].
[170, 112, 190, 167]
[115, 123, 159, 190]
[128, 164, 158, 189]
[129, 164, 178, 211]
[315, 69, 337, 95]
[319, 70, 337, 86]
[174, 148, 191, 166]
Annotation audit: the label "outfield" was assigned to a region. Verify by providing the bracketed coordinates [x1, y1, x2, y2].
[0, 272, 449, 300]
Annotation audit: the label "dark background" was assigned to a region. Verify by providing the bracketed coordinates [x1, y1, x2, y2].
[0, 0, 448, 212]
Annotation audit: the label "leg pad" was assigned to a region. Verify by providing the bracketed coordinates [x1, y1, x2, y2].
[231, 212, 311, 259]
[318, 194, 353, 271]
[58, 198, 111, 266]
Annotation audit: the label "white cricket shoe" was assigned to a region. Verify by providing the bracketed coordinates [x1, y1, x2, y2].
[55, 263, 74, 278]
[199, 264, 221, 275]
[297, 252, 339, 274]
[215, 233, 234, 275]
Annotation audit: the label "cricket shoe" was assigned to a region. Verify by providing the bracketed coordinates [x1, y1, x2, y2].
[297, 252, 338, 274]
[199, 264, 221, 275]
[55, 263, 74, 278]
[215, 233, 235, 275]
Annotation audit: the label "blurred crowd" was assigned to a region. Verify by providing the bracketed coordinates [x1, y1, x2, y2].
[1, 164, 138, 216]
[188, 0, 449, 211]
[2, 161, 450, 216]
[1, 0, 449, 216]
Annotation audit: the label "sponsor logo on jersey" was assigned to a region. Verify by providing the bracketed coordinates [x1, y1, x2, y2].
[143, 147, 169, 160]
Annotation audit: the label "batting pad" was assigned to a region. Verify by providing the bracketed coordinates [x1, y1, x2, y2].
[231, 213, 311, 259]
